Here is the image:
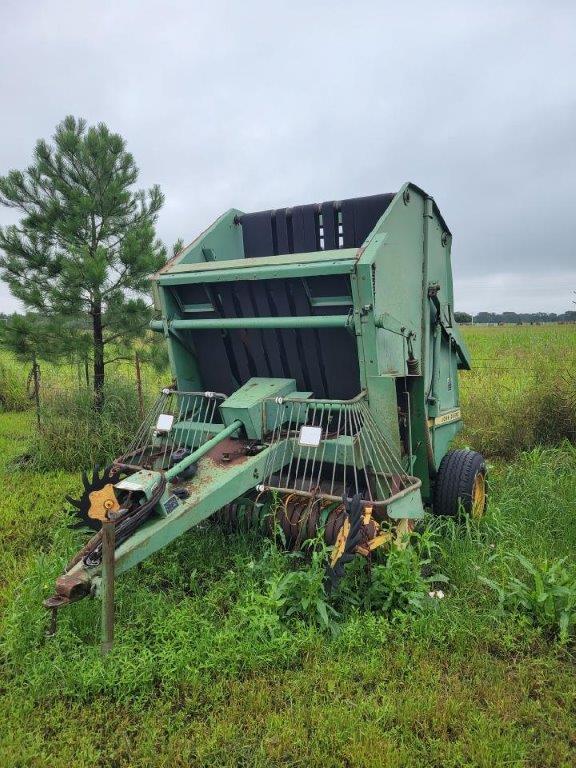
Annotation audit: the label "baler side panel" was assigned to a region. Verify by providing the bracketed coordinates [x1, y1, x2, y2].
[158, 285, 203, 392]
[423, 204, 465, 466]
[168, 209, 245, 267]
[362, 191, 425, 376]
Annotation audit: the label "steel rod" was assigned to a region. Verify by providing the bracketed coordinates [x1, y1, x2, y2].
[261, 479, 421, 508]
[165, 419, 243, 480]
[151, 315, 351, 332]
[101, 521, 115, 655]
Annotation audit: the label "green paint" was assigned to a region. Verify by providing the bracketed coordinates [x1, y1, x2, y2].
[151, 315, 352, 332]
[220, 378, 297, 439]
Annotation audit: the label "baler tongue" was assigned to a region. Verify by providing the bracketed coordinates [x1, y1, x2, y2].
[49, 385, 422, 626]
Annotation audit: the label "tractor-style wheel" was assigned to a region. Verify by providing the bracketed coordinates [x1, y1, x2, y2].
[434, 449, 487, 519]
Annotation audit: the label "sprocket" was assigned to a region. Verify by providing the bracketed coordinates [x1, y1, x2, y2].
[66, 465, 125, 532]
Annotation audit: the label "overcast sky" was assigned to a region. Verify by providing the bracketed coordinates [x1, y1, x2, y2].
[1, 1, 574, 314]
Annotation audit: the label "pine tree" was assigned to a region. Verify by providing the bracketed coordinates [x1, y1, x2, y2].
[0, 116, 166, 408]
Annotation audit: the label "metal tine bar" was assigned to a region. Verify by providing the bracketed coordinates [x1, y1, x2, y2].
[353, 405, 390, 500]
[297, 402, 309, 492]
[301, 399, 320, 493]
[168, 395, 186, 464]
[351, 402, 373, 501]
[358, 403, 392, 473]
[129, 392, 164, 456]
[182, 394, 196, 450]
[363, 405, 408, 477]
[360, 408, 397, 493]
[168, 392, 182, 461]
[280, 401, 295, 490]
[264, 399, 280, 486]
[285, 401, 304, 492]
[301, 401, 316, 492]
[360, 408, 404, 497]
[164, 393, 175, 467]
[341, 405, 348, 499]
[341, 404, 351, 495]
[352, 402, 375, 497]
[146, 392, 169, 464]
[209, 393, 216, 427]
[293, 412, 305, 493]
[210, 395, 218, 435]
[313, 405, 330, 494]
[329, 404, 343, 497]
[133, 392, 161, 449]
[183, 393, 195, 444]
[168, 392, 188, 467]
[193, 397, 202, 452]
[262, 399, 276, 486]
[347, 404, 360, 497]
[276, 400, 294, 489]
[362, 404, 404, 474]
[160, 392, 176, 471]
[364, 411, 396, 496]
[199, 395, 209, 449]
[314, 403, 327, 492]
[132, 394, 164, 465]
[193, 395, 204, 454]
[282, 401, 296, 486]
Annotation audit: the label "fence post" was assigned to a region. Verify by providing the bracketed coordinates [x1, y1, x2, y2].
[135, 352, 144, 421]
[31, 354, 41, 429]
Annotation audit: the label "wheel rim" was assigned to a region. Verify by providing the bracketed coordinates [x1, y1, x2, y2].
[471, 472, 486, 519]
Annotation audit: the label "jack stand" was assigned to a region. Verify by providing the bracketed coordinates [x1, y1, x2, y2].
[101, 519, 116, 655]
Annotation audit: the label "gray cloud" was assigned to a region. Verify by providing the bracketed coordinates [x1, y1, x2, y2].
[1, 0, 574, 314]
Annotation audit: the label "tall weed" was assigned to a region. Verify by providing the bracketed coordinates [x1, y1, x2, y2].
[460, 326, 576, 457]
[0, 357, 29, 411]
[29, 380, 149, 470]
[480, 552, 576, 643]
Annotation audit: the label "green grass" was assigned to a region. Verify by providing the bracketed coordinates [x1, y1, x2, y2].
[459, 324, 576, 457]
[0, 326, 576, 767]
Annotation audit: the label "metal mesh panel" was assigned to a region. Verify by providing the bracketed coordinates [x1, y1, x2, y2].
[259, 393, 420, 507]
[117, 390, 226, 471]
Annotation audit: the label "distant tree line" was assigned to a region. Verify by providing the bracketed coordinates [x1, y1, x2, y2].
[454, 311, 576, 325]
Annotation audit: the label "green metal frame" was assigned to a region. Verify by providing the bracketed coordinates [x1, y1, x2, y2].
[150, 182, 467, 497]
[62, 182, 471, 601]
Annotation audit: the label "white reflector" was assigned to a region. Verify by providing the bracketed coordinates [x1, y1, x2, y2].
[156, 413, 174, 433]
[298, 425, 322, 447]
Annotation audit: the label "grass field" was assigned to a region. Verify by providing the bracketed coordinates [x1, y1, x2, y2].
[0, 325, 575, 767]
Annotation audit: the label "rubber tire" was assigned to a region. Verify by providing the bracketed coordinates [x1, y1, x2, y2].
[433, 449, 487, 517]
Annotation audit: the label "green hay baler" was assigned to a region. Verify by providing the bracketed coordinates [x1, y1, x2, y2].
[46, 182, 487, 644]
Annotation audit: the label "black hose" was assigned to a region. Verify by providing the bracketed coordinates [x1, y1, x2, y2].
[83, 473, 167, 567]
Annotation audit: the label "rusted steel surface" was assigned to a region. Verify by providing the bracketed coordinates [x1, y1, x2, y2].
[206, 437, 250, 466]
[101, 521, 115, 654]
[56, 572, 91, 599]
[43, 571, 91, 617]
